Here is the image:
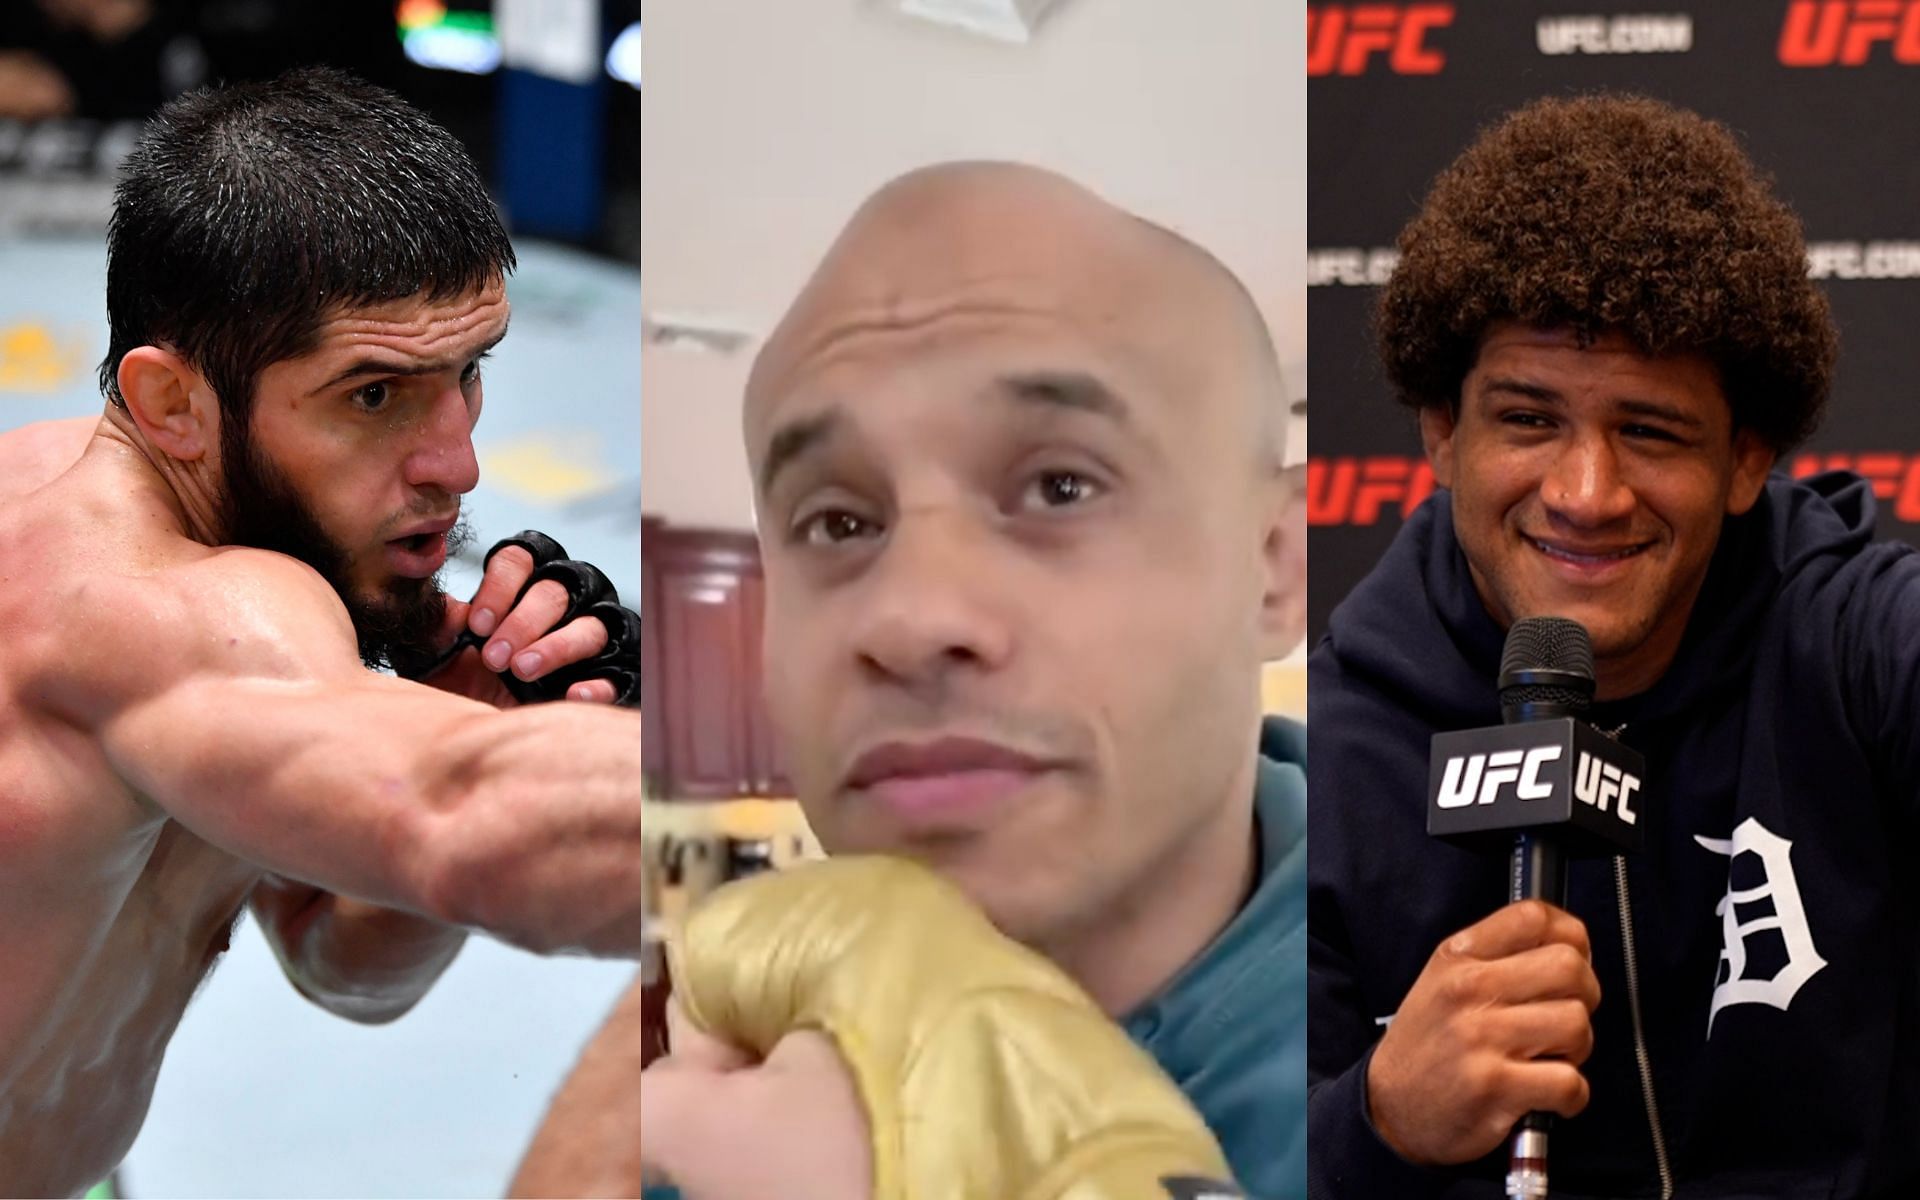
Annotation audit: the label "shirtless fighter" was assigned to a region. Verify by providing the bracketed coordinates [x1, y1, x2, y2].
[0, 68, 642, 1196]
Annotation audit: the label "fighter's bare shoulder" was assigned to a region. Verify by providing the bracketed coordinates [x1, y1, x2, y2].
[162, 545, 360, 668]
[0, 416, 102, 502]
[33, 543, 364, 732]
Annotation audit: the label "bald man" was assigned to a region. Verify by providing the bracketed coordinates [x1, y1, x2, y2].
[641, 163, 1306, 1198]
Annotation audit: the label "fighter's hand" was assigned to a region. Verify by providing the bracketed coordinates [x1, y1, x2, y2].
[461, 535, 618, 705]
[416, 532, 639, 708]
[1366, 900, 1600, 1166]
[641, 1000, 872, 1200]
[418, 590, 601, 708]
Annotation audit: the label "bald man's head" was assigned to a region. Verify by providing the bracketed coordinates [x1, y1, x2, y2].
[743, 162, 1301, 959]
[747, 161, 1285, 477]
[1126, 212, 1289, 471]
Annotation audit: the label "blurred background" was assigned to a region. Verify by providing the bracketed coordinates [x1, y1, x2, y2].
[0, 0, 641, 1195]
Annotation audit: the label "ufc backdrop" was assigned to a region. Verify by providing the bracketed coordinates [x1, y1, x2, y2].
[1306, 1, 1920, 643]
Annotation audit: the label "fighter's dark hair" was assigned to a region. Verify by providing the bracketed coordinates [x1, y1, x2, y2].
[1378, 93, 1836, 452]
[99, 66, 515, 423]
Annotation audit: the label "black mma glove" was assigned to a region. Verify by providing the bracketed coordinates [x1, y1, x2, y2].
[408, 530, 641, 707]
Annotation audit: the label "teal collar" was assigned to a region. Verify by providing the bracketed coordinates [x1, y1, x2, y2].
[1123, 717, 1305, 1046]
[1122, 716, 1308, 1197]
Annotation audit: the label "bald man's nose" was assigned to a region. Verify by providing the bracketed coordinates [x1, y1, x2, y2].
[849, 515, 1013, 688]
[1541, 433, 1635, 528]
[404, 387, 482, 496]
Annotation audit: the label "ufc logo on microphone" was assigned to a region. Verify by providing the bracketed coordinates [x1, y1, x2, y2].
[1308, 4, 1455, 76]
[1574, 753, 1641, 825]
[1435, 746, 1561, 808]
[1428, 722, 1646, 853]
[1779, 0, 1920, 66]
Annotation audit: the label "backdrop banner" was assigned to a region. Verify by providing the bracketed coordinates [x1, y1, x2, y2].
[1308, 0, 1920, 642]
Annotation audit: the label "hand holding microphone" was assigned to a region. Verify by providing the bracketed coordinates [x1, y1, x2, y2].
[1366, 899, 1599, 1165]
[1372, 618, 1644, 1191]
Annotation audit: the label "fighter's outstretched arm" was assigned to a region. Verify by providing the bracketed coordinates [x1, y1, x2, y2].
[49, 547, 643, 958]
[250, 875, 469, 1023]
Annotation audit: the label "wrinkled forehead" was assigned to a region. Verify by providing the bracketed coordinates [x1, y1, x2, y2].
[315, 276, 512, 342]
[283, 279, 512, 376]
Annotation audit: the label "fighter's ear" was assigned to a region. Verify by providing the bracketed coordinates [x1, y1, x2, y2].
[117, 346, 220, 463]
[1725, 427, 1776, 517]
[1419, 401, 1458, 489]
[1257, 464, 1306, 660]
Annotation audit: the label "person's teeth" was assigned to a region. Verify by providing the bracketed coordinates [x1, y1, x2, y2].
[1537, 539, 1639, 561]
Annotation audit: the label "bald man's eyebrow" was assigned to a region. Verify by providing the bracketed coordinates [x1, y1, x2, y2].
[998, 371, 1132, 424]
[759, 409, 843, 496]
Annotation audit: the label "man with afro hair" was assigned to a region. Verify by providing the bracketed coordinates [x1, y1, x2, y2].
[1309, 94, 1920, 1198]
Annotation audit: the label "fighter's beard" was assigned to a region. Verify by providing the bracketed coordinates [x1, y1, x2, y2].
[219, 422, 471, 676]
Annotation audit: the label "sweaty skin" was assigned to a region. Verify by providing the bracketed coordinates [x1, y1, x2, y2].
[0, 417, 246, 1188]
[0, 295, 641, 1195]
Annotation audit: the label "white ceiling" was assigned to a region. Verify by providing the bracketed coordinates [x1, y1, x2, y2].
[640, 0, 1306, 529]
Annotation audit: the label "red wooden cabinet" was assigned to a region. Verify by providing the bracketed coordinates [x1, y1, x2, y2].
[641, 520, 794, 799]
[739, 572, 794, 796]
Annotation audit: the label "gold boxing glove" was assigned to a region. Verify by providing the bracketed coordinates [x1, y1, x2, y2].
[668, 855, 1245, 1200]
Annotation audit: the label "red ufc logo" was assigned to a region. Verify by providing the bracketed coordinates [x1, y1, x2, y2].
[1790, 452, 1920, 521]
[1308, 5, 1454, 76]
[1307, 456, 1437, 525]
[1780, 0, 1920, 66]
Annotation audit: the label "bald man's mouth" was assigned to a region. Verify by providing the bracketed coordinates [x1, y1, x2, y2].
[844, 736, 1064, 828]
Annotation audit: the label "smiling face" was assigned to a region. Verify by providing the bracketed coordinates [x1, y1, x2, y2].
[223, 279, 508, 670]
[1424, 322, 1775, 698]
[745, 166, 1294, 951]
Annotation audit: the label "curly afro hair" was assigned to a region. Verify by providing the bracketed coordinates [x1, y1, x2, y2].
[1378, 93, 1836, 452]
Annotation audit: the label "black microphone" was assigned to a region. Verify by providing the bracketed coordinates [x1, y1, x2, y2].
[1425, 617, 1646, 1200]
[1500, 619, 1592, 1200]
[1499, 617, 1596, 917]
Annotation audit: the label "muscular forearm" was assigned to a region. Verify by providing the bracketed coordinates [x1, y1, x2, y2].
[422, 701, 644, 958]
[255, 878, 467, 1024]
[509, 973, 647, 1199]
[99, 651, 643, 961]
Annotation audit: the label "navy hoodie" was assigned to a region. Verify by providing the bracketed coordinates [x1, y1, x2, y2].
[1308, 473, 1920, 1199]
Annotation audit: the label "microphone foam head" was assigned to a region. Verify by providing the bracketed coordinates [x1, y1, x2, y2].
[1501, 616, 1595, 678]
[1499, 617, 1596, 712]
